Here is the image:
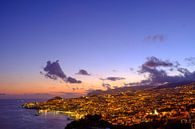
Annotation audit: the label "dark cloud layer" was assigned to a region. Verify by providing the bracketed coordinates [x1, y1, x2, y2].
[76, 69, 90, 75]
[42, 60, 82, 84]
[139, 57, 195, 85]
[145, 34, 165, 42]
[101, 77, 125, 81]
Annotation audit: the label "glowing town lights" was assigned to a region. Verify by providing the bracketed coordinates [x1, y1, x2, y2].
[154, 109, 159, 115]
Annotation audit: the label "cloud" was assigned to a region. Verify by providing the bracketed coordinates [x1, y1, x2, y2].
[56, 92, 84, 98]
[185, 57, 195, 66]
[138, 56, 195, 85]
[42, 60, 82, 84]
[54, 91, 85, 97]
[124, 82, 140, 87]
[145, 34, 165, 42]
[177, 67, 191, 76]
[3, 92, 84, 99]
[76, 69, 90, 75]
[142, 56, 173, 68]
[112, 70, 117, 72]
[100, 77, 125, 81]
[0, 93, 6, 96]
[102, 83, 112, 90]
[72, 87, 79, 91]
[87, 89, 104, 96]
[42, 60, 66, 81]
[129, 68, 134, 71]
[67, 77, 82, 84]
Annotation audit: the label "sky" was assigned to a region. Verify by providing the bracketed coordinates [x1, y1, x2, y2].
[1, 0, 195, 98]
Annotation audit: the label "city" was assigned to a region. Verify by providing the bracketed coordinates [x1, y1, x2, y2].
[23, 82, 195, 128]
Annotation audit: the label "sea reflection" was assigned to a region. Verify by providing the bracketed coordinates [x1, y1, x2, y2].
[0, 99, 71, 129]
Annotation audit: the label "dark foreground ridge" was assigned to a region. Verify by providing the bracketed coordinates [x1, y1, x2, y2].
[65, 114, 191, 129]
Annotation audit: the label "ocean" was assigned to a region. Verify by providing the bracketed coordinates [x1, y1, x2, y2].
[0, 99, 71, 129]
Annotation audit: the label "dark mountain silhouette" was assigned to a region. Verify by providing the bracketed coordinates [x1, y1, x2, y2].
[65, 114, 190, 129]
[88, 81, 195, 96]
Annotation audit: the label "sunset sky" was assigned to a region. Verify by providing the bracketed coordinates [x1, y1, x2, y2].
[1, 0, 195, 98]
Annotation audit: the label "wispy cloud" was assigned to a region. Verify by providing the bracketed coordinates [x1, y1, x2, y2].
[185, 57, 195, 66]
[129, 68, 134, 71]
[100, 77, 125, 81]
[144, 34, 166, 42]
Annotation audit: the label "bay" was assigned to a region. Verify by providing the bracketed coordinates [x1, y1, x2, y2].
[0, 99, 71, 129]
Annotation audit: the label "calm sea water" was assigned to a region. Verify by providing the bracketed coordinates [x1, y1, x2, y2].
[0, 99, 71, 129]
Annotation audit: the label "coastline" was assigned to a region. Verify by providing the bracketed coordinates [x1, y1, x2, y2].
[36, 109, 80, 120]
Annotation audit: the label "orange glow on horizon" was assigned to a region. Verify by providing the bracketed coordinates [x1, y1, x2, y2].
[0, 74, 143, 95]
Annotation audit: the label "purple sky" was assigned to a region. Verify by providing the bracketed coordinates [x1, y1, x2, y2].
[1, 0, 195, 98]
